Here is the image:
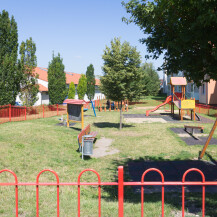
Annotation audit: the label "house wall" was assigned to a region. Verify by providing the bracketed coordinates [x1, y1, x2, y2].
[199, 83, 207, 104]
[208, 80, 217, 104]
[199, 80, 217, 104]
[34, 92, 42, 106]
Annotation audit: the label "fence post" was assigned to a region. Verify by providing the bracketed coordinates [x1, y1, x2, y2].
[25, 106, 27, 120]
[9, 104, 11, 122]
[118, 166, 124, 217]
[57, 104, 59, 116]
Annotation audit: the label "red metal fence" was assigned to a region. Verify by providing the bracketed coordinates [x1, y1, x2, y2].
[0, 104, 67, 124]
[0, 166, 217, 217]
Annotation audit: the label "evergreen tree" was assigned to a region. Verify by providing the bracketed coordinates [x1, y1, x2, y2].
[48, 53, 67, 104]
[0, 10, 22, 105]
[141, 63, 160, 96]
[86, 64, 95, 101]
[77, 74, 87, 99]
[100, 38, 143, 129]
[19, 37, 39, 106]
[68, 82, 76, 99]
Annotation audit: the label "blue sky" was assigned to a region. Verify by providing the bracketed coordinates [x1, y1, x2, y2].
[1, 0, 163, 78]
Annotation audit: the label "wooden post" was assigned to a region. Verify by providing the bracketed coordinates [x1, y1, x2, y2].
[81, 105, 84, 129]
[193, 108, 195, 121]
[199, 118, 217, 159]
[109, 100, 111, 112]
[181, 108, 183, 120]
[184, 86, 185, 99]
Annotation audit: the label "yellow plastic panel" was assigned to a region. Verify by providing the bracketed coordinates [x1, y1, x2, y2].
[181, 100, 195, 109]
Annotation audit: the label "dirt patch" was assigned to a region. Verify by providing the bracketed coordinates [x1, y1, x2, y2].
[135, 106, 153, 110]
[92, 137, 119, 158]
[125, 118, 167, 123]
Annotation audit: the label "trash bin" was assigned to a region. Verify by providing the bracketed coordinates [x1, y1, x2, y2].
[82, 135, 93, 159]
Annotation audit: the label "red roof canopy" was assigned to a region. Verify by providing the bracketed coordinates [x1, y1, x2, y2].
[170, 77, 187, 86]
[63, 99, 87, 105]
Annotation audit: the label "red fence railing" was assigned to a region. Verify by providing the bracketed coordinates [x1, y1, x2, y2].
[0, 166, 217, 217]
[0, 104, 67, 124]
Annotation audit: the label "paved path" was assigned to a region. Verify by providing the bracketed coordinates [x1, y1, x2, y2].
[92, 137, 119, 158]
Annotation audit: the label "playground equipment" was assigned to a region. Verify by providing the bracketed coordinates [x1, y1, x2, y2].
[146, 77, 196, 121]
[63, 99, 86, 129]
[199, 118, 217, 159]
[146, 95, 172, 116]
[96, 98, 128, 112]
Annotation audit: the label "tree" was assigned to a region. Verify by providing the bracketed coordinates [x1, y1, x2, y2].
[68, 82, 76, 99]
[123, 0, 217, 85]
[48, 53, 67, 104]
[77, 74, 87, 99]
[100, 37, 143, 129]
[86, 64, 95, 101]
[19, 37, 39, 106]
[141, 63, 160, 96]
[0, 10, 22, 105]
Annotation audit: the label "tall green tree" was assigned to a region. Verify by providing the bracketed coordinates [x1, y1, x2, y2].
[68, 82, 76, 99]
[19, 37, 39, 106]
[86, 64, 95, 101]
[0, 10, 22, 105]
[77, 74, 87, 99]
[100, 37, 143, 129]
[123, 0, 217, 85]
[48, 53, 67, 104]
[141, 63, 160, 96]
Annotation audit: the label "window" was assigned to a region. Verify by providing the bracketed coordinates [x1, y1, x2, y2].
[202, 84, 205, 95]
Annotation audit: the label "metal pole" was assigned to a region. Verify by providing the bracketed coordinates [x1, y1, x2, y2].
[118, 166, 124, 217]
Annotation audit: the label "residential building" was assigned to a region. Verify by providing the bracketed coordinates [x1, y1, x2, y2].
[16, 67, 104, 106]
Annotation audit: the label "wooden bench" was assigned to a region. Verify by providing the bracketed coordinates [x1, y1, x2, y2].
[184, 125, 204, 133]
[77, 124, 97, 152]
[184, 125, 204, 140]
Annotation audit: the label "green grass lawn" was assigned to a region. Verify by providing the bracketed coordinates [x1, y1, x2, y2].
[0, 96, 217, 216]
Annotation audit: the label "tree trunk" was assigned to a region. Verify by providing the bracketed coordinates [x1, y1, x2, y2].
[120, 100, 122, 130]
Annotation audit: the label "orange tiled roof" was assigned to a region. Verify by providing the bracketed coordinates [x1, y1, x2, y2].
[33, 67, 100, 85]
[170, 77, 187, 86]
[38, 84, 48, 92]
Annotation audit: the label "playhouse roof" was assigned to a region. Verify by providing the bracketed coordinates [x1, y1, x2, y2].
[170, 77, 187, 86]
[63, 99, 87, 105]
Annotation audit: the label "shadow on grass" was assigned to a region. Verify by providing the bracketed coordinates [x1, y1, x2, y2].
[102, 156, 217, 216]
[93, 122, 134, 129]
[69, 126, 82, 131]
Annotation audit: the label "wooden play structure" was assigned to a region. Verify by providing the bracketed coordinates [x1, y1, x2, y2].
[146, 77, 196, 120]
[170, 77, 196, 121]
[63, 99, 86, 129]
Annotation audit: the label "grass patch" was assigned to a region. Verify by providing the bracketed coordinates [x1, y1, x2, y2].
[0, 95, 217, 216]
